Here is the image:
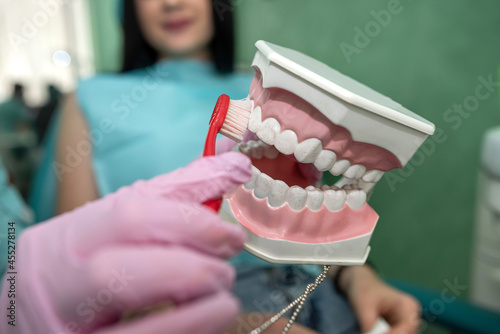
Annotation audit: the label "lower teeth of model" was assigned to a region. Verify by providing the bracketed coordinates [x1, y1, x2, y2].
[244, 166, 366, 211]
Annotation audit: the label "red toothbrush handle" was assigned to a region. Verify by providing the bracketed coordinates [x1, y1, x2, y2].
[204, 198, 223, 211]
[203, 125, 222, 212]
[202, 95, 230, 212]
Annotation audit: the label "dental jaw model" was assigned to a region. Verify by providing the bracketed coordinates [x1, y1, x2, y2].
[220, 41, 435, 266]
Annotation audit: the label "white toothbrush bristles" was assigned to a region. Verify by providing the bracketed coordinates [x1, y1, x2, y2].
[220, 98, 253, 143]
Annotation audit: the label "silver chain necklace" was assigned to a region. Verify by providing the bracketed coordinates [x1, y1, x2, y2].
[249, 265, 331, 334]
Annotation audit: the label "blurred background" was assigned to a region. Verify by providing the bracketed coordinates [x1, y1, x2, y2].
[1, 1, 499, 332]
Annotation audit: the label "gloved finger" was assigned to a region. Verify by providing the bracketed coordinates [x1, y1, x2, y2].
[93, 291, 239, 334]
[79, 245, 236, 326]
[132, 151, 252, 203]
[69, 196, 246, 259]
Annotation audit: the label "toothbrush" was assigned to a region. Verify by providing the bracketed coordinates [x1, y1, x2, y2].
[203, 94, 252, 211]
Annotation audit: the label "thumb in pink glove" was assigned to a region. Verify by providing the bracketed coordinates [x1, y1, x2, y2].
[0, 152, 252, 334]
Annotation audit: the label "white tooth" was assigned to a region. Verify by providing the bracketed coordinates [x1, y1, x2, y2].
[249, 142, 264, 159]
[264, 145, 279, 159]
[346, 190, 366, 210]
[373, 171, 384, 182]
[323, 190, 346, 211]
[320, 184, 331, 191]
[361, 170, 383, 183]
[248, 106, 262, 133]
[305, 185, 317, 191]
[253, 149, 264, 159]
[358, 180, 376, 194]
[342, 184, 353, 190]
[243, 141, 256, 156]
[275, 130, 298, 155]
[239, 143, 251, 156]
[244, 166, 260, 189]
[286, 186, 307, 211]
[253, 173, 273, 199]
[314, 150, 337, 171]
[256, 118, 280, 145]
[361, 171, 374, 183]
[330, 160, 350, 176]
[294, 138, 322, 163]
[344, 165, 366, 179]
[267, 180, 289, 207]
[334, 176, 354, 189]
[306, 188, 324, 211]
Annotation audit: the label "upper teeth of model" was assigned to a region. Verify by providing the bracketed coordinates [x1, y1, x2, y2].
[246, 107, 385, 182]
[236, 139, 374, 212]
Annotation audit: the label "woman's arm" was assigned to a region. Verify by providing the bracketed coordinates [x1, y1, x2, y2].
[338, 264, 421, 334]
[55, 93, 99, 214]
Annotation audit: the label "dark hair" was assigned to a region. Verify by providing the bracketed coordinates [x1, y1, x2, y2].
[13, 83, 24, 98]
[121, 0, 234, 74]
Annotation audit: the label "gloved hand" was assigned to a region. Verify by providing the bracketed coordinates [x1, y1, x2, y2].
[0, 152, 252, 334]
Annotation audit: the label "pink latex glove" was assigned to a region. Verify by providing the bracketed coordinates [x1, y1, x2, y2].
[0, 152, 252, 334]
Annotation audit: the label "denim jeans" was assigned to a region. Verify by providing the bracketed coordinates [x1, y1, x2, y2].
[233, 265, 361, 334]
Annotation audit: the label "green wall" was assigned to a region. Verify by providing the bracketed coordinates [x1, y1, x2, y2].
[88, 0, 500, 293]
[88, 0, 121, 72]
[236, 0, 500, 295]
